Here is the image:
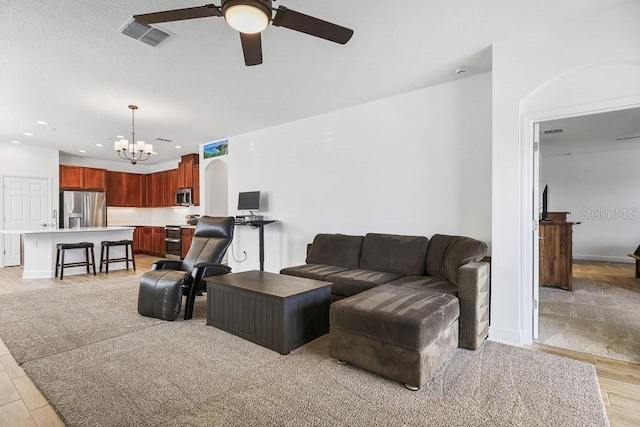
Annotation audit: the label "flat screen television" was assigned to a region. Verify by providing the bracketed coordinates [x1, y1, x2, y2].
[238, 191, 260, 211]
[541, 185, 548, 221]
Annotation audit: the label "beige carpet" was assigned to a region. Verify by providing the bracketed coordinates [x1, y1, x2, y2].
[539, 276, 640, 363]
[0, 277, 608, 426]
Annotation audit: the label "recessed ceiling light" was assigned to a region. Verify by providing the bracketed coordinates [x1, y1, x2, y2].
[174, 145, 182, 149]
[152, 152, 158, 155]
[79, 150, 87, 153]
[96, 143, 104, 147]
[36, 121, 49, 125]
[23, 132, 34, 136]
[116, 135, 125, 139]
[10, 140, 21, 144]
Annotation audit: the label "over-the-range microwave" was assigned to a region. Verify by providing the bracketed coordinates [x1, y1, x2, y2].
[176, 188, 192, 206]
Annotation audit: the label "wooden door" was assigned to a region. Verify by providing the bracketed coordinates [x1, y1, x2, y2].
[83, 168, 106, 191]
[60, 165, 83, 190]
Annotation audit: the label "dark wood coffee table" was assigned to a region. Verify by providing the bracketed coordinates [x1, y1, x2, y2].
[205, 270, 332, 355]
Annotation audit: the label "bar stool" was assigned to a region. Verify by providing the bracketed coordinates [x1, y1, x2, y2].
[100, 240, 136, 273]
[55, 242, 96, 280]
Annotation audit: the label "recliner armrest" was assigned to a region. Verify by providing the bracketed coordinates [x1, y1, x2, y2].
[194, 262, 231, 279]
[457, 262, 490, 350]
[152, 259, 183, 270]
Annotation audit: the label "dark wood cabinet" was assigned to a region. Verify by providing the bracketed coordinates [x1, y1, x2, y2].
[107, 171, 144, 207]
[193, 164, 200, 206]
[123, 173, 144, 207]
[168, 169, 179, 207]
[178, 153, 198, 189]
[60, 165, 106, 191]
[539, 212, 580, 292]
[60, 165, 83, 189]
[106, 171, 125, 206]
[83, 167, 106, 190]
[181, 227, 194, 259]
[151, 227, 166, 256]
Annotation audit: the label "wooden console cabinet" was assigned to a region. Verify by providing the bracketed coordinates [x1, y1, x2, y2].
[539, 212, 580, 291]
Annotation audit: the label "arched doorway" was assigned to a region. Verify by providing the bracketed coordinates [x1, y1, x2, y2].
[204, 159, 229, 216]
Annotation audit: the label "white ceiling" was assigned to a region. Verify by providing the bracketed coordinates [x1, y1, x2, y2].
[0, 0, 629, 164]
[540, 107, 640, 157]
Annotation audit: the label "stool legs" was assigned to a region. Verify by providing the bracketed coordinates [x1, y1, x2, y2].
[59, 249, 66, 280]
[100, 241, 135, 274]
[55, 243, 96, 280]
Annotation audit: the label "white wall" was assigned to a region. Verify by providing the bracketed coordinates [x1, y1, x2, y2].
[541, 148, 640, 262]
[491, 1, 640, 345]
[203, 73, 492, 273]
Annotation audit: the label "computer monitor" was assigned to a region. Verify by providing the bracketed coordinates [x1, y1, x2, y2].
[238, 191, 260, 211]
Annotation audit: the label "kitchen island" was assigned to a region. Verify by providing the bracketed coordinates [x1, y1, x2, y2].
[2, 226, 134, 279]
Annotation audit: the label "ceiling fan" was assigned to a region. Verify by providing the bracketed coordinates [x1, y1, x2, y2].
[133, 0, 354, 66]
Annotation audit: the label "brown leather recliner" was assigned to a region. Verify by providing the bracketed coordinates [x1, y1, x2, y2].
[138, 216, 234, 320]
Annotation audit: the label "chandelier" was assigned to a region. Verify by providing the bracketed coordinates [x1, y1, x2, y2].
[114, 105, 153, 165]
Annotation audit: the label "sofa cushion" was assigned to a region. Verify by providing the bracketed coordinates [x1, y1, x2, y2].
[359, 233, 429, 276]
[330, 284, 460, 351]
[324, 269, 403, 298]
[425, 234, 487, 285]
[306, 234, 364, 269]
[386, 275, 458, 296]
[280, 264, 348, 281]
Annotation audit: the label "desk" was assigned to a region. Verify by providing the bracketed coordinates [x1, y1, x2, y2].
[234, 219, 277, 271]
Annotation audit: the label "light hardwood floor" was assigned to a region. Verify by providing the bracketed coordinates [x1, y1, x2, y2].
[0, 258, 638, 426]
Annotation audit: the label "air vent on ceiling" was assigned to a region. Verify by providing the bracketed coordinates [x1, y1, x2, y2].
[153, 137, 172, 143]
[119, 18, 173, 47]
[615, 135, 640, 141]
[543, 128, 564, 135]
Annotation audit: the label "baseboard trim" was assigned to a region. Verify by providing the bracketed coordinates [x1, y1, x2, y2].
[573, 254, 634, 264]
[487, 327, 523, 347]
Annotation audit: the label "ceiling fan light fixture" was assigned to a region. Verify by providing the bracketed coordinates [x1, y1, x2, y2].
[223, 1, 271, 34]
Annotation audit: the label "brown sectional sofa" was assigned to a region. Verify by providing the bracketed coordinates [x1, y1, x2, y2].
[280, 232, 490, 351]
[280, 232, 490, 389]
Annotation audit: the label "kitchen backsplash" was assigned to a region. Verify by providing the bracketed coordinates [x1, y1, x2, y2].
[108, 206, 201, 226]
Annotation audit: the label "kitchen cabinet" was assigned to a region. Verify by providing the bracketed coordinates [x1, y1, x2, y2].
[178, 153, 198, 189]
[84, 167, 107, 190]
[124, 173, 144, 207]
[151, 227, 166, 256]
[142, 227, 152, 253]
[132, 227, 142, 253]
[181, 227, 194, 259]
[193, 164, 200, 206]
[107, 171, 144, 207]
[60, 165, 106, 191]
[168, 169, 179, 207]
[106, 171, 125, 206]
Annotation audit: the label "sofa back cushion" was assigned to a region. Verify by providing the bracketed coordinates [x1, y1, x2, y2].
[425, 234, 487, 284]
[359, 233, 429, 276]
[306, 234, 364, 269]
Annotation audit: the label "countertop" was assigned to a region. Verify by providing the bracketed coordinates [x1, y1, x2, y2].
[0, 226, 135, 235]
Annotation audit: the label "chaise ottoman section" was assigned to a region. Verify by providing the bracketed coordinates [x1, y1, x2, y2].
[330, 284, 459, 390]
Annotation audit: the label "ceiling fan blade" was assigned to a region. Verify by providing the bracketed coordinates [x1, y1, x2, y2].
[240, 33, 263, 66]
[134, 4, 222, 25]
[272, 6, 353, 44]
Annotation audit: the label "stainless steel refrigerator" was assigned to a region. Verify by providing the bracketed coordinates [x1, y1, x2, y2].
[60, 191, 107, 228]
